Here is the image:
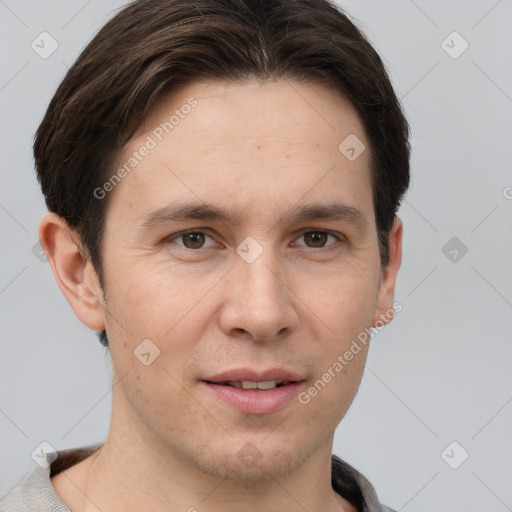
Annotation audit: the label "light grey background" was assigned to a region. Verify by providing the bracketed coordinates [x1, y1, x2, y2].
[1, 1, 511, 510]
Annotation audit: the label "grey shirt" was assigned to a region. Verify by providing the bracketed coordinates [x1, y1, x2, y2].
[0, 444, 396, 511]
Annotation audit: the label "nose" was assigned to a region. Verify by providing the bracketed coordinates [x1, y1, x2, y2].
[219, 250, 299, 343]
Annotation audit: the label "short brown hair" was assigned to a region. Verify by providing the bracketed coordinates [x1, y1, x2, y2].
[34, 0, 410, 345]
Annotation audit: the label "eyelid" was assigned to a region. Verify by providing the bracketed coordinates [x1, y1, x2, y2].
[167, 228, 345, 250]
[168, 229, 219, 249]
[291, 229, 345, 248]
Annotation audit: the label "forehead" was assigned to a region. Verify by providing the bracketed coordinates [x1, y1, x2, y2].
[106, 78, 374, 227]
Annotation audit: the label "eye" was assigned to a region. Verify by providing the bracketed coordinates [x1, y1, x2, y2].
[167, 229, 343, 251]
[169, 231, 218, 249]
[293, 230, 342, 248]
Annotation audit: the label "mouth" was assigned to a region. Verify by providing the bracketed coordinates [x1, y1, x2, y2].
[202, 369, 306, 414]
[204, 379, 293, 390]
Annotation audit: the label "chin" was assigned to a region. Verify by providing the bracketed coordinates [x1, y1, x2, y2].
[190, 438, 312, 483]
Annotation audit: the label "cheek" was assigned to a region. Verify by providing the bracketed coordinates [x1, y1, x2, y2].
[300, 264, 379, 337]
[294, 266, 376, 408]
[103, 262, 220, 397]
[296, 348, 369, 446]
[104, 257, 210, 341]
[115, 360, 202, 441]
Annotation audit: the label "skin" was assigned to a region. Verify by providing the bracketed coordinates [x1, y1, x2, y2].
[40, 78, 402, 512]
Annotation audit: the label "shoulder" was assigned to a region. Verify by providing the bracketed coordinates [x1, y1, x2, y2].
[0, 486, 26, 512]
[0, 443, 103, 512]
[0, 478, 69, 512]
[331, 454, 396, 512]
[0, 459, 69, 512]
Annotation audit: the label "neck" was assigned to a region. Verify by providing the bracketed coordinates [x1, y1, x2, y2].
[64, 391, 356, 512]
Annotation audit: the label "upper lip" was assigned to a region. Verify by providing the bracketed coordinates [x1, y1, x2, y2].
[203, 368, 304, 383]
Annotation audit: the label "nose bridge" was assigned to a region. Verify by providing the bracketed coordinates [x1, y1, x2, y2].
[220, 236, 297, 340]
[236, 238, 285, 308]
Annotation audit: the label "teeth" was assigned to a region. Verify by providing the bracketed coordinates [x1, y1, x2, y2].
[255, 380, 279, 390]
[242, 380, 259, 389]
[219, 380, 290, 390]
[235, 380, 286, 390]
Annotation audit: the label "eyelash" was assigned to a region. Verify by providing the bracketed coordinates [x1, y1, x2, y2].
[167, 229, 345, 250]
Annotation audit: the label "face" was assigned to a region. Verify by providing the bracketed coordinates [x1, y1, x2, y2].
[89, 79, 400, 481]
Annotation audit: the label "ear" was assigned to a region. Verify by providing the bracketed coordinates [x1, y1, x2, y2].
[372, 216, 403, 327]
[38, 212, 106, 331]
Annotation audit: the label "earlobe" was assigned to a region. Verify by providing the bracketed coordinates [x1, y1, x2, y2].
[38, 213, 106, 331]
[372, 216, 403, 327]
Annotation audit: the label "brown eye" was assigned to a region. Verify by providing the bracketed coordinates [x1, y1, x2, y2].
[170, 231, 217, 249]
[295, 231, 341, 249]
[182, 232, 205, 249]
[303, 231, 329, 247]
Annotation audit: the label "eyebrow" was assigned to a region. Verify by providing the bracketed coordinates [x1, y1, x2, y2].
[139, 200, 369, 232]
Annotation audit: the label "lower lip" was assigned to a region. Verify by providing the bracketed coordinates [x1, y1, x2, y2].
[202, 381, 305, 414]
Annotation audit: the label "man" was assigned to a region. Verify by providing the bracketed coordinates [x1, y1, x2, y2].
[0, 0, 409, 510]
